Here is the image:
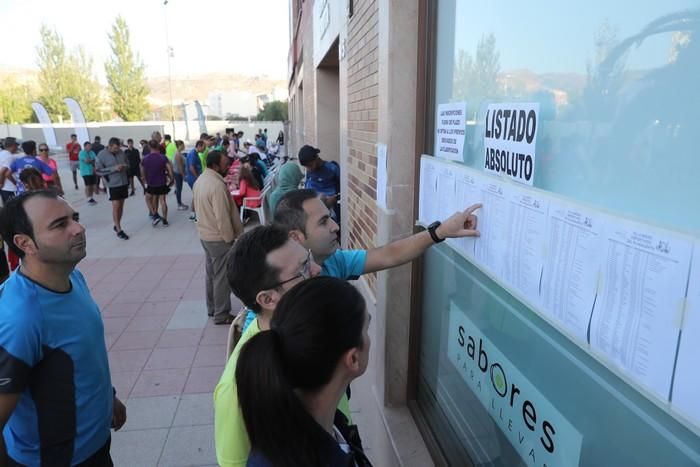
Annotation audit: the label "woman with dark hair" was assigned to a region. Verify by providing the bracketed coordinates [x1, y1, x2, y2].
[236, 276, 373, 467]
[36, 144, 63, 195]
[19, 167, 47, 191]
[232, 163, 262, 209]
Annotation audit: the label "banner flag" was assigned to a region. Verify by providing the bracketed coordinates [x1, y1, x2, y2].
[30, 102, 58, 148]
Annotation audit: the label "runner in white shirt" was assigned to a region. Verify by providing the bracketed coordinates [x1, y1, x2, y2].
[0, 137, 20, 203]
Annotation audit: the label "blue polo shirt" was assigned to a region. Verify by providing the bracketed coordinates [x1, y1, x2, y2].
[320, 249, 366, 280]
[186, 148, 202, 186]
[242, 249, 368, 333]
[0, 270, 112, 466]
[305, 161, 340, 196]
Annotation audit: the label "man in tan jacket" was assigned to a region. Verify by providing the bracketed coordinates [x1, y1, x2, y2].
[193, 150, 244, 324]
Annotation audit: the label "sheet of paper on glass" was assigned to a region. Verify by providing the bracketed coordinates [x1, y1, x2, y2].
[540, 201, 608, 342]
[671, 244, 700, 425]
[435, 102, 467, 162]
[483, 102, 539, 186]
[447, 166, 483, 259]
[376, 143, 388, 209]
[419, 156, 439, 224]
[589, 220, 693, 400]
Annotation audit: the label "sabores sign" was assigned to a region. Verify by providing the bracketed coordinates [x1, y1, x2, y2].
[447, 304, 582, 466]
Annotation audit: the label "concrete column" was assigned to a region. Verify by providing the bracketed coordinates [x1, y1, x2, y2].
[376, 0, 420, 406]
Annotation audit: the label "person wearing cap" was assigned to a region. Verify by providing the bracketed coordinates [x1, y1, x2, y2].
[244, 139, 257, 156]
[298, 145, 341, 222]
[0, 137, 20, 203]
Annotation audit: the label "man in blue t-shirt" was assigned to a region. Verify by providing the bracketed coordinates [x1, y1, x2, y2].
[274, 188, 480, 284]
[0, 191, 126, 466]
[298, 145, 341, 222]
[9, 140, 56, 193]
[186, 140, 205, 222]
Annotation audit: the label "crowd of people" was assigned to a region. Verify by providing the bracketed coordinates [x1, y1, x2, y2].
[0, 128, 482, 465]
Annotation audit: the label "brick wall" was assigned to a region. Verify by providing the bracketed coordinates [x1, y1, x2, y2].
[346, 0, 379, 292]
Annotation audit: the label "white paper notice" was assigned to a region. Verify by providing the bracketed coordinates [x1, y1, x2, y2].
[540, 202, 607, 341]
[672, 245, 700, 425]
[436, 165, 457, 222]
[483, 102, 539, 186]
[447, 168, 482, 259]
[376, 144, 387, 209]
[435, 102, 467, 162]
[474, 180, 511, 276]
[590, 221, 693, 399]
[419, 157, 438, 224]
[501, 189, 549, 304]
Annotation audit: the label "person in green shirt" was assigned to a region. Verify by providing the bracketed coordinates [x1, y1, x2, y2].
[198, 135, 214, 170]
[267, 162, 303, 219]
[164, 134, 176, 163]
[214, 225, 334, 466]
[78, 142, 97, 205]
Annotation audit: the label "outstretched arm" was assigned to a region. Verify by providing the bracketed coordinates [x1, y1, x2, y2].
[364, 203, 481, 274]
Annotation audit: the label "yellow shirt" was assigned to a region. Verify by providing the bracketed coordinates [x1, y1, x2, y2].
[165, 141, 177, 162]
[213, 318, 353, 467]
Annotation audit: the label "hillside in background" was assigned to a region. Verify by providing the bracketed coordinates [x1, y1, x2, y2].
[0, 66, 285, 108]
[146, 73, 286, 106]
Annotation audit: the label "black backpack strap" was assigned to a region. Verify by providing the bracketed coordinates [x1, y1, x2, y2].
[334, 410, 374, 467]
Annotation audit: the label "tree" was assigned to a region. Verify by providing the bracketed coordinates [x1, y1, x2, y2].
[36, 25, 71, 121]
[0, 81, 34, 124]
[68, 46, 103, 121]
[105, 15, 149, 121]
[256, 100, 288, 121]
[35, 25, 104, 122]
[452, 34, 501, 117]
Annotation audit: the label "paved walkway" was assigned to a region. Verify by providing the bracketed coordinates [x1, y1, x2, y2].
[62, 164, 225, 465]
[51, 155, 399, 466]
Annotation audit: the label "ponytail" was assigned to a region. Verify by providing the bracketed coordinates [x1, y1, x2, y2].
[236, 330, 328, 467]
[236, 277, 367, 466]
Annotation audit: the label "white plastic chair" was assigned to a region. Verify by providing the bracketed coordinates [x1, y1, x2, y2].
[240, 184, 272, 225]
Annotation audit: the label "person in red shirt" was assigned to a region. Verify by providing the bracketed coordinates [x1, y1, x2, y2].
[66, 134, 81, 190]
[232, 163, 262, 209]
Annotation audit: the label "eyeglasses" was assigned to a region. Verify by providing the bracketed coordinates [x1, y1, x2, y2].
[267, 249, 314, 289]
[39, 148, 49, 152]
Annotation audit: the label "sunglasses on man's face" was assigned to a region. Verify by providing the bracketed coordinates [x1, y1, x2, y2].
[39, 148, 49, 152]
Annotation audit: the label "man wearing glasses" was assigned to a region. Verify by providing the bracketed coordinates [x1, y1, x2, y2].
[8, 141, 56, 193]
[214, 225, 336, 467]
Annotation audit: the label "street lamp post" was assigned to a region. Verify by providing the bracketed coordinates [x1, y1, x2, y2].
[163, 0, 176, 138]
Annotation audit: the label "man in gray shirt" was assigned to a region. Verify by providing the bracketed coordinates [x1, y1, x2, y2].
[95, 137, 130, 239]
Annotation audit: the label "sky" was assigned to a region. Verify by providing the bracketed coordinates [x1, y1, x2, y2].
[0, 0, 290, 81]
[448, 0, 695, 74]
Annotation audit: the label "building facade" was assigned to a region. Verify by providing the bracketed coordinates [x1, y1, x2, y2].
[288, 1, 700, 465]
